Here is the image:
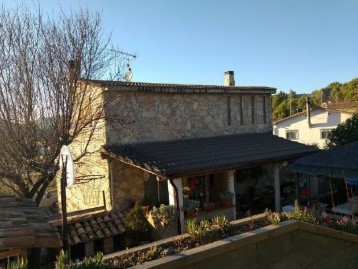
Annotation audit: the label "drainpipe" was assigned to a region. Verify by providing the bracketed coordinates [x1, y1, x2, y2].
[169, 179, 182, 235]
[109, 159, 115, 209]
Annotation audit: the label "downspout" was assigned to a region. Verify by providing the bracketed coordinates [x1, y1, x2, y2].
[109, 159, 114, 209]
[169, 179, 182, 235]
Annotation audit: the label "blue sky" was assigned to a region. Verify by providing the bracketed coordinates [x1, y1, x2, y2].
[2, 0, 358, 94]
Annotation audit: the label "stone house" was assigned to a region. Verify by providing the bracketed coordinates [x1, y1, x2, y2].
[56, 71, 317, 258]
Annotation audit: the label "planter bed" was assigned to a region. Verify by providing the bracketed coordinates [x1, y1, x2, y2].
[103, 213, 268, 268]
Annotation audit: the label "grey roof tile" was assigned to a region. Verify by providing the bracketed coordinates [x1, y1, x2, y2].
[103, 133, 318, 178]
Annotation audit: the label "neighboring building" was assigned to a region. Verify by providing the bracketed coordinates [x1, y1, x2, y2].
[273, 99, 353, 148]
[55, 71, 317, 258]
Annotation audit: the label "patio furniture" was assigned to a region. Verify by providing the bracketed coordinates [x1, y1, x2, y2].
[331, 200, 358, 216]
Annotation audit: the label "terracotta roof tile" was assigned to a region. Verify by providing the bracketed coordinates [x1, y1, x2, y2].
[54, 209, 129, 245]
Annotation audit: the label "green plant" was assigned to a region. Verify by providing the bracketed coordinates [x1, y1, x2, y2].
[182, 199, 200, 212]
[55, 251, 114, 269]
[185, 219, 211, 243]
[186, 218, 197, 237]
[212, 215, 231, 233]
[197, 220, 210, 239]
[148, 204, 177, 238]
[125, 202, 151, 243]
[265, 209, 281, 225]
[265, 200, 320, 226]
[182, 187, 191, 196]
[6, 258, 27, 269]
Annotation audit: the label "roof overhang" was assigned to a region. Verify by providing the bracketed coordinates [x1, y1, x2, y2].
[286, 141, 358, 180]
[102, 133, 318, 179]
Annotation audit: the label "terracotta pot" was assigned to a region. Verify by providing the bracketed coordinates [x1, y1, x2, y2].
[221, 198, 233, 207]
[184, 209, 195, 217]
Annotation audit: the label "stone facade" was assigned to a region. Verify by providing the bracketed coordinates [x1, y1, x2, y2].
[105, 91, 272, 144]
[111, 160, 147, 209]
[57, 86, 111, 213]
[63, 81, 275, 214]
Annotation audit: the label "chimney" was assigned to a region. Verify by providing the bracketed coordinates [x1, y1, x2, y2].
[224, 71, 235, 86]
[306, 97, 311, 127]
[68, 59, 81, 81]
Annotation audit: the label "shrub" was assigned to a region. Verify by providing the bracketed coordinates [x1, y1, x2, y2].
[148, 204, 177, 239]
[125, 202, 151, 243]
[55, 251, 114, 269]
[212, 215, 231, 233]
[6, 258, 27, 269]
[265, 200, 320, 225]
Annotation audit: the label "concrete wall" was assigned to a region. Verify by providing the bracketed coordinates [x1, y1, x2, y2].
[132, 220, 358, 269]
[273, 109, 352, 148]
[104, 91, 272, 144]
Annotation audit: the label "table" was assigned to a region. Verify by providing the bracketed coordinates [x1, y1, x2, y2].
[331, 201, 358, 215]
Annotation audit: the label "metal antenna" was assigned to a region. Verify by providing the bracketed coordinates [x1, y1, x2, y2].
[110, 49, 137, 81]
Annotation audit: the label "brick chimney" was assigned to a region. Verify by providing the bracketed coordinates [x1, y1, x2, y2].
[224, 71, 235, 86]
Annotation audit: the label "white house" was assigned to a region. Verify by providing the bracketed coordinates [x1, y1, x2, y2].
[273, 100, 352, 149]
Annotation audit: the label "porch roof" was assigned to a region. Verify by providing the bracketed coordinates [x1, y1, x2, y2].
[0, 196, 62, 249]
[286, 141, 358, 181]
[102, 133, 318, 178]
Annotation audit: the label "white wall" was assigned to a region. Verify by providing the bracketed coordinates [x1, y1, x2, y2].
[273, 109, 352, 148]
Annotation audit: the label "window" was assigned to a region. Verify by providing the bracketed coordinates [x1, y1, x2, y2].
[320, 129, 332, 139]
[286, 130, 299, 140]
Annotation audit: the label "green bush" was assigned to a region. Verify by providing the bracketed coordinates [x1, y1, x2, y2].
[6, 258, 27, 269]
[55, 251, 114, 269]
[265, 200, 320, 225]
[125, 202, 151, 243]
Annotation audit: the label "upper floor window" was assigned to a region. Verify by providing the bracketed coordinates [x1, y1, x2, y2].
[286, 130, 299, 140]
[320, 129, 332, 139]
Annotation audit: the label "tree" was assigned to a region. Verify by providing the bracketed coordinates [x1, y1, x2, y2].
[0, 5, 128, 204]
[325, 114, 358, 148]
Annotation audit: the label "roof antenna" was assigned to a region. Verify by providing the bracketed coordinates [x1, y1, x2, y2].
[110, 49, 136, 81]
[124, 64, 133, 82]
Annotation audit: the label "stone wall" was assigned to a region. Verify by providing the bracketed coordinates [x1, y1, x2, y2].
[111, 160, 147, 209]
[57, 85, 112, 213]
[104, 91, 272, 144]
[63, 86, 274, 213]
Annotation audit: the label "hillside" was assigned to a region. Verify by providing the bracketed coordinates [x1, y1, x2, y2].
[272, 77, 358, 121]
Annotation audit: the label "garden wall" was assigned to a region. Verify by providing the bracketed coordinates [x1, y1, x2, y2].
[131, 220, 358, 269]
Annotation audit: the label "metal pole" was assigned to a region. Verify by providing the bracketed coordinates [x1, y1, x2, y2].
[61, 155, 70, 256]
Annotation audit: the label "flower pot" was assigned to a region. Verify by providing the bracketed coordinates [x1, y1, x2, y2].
[184, 209, 195, 217]
[221, 198, 233, 207]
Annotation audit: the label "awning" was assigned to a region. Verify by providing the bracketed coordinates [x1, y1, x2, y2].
[286, 141, 358, 184]
[102, 132, 318, 178]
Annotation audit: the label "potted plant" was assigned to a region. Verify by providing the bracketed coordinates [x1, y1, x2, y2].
[219, 191, 235, 207]
[183, 186, 191, 199]
[182, 199, 200, 217]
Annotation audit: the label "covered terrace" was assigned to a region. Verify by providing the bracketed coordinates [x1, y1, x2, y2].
[102, 132, 317, 233]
